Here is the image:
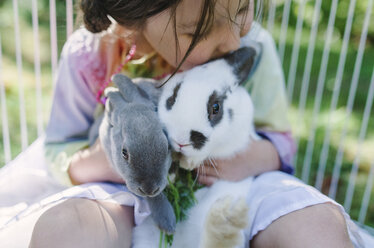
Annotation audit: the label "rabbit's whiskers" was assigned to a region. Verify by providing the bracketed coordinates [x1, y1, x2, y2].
[200, 163, 206, 177]
[193, 170, 199, 186]
[209, 158, 220, 177]
[195, 166, 202, 182]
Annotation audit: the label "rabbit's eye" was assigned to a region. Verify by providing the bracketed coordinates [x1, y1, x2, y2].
[207, 91, 224, 127]
[122, 148, 129, 160]
[212, 103, 220, 115]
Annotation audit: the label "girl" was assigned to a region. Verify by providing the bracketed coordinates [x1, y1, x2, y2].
[28, 0, 361, 247]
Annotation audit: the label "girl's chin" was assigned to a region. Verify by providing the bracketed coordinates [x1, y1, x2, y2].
[177, 62, 193, 71]
[179, 61, 205, 71]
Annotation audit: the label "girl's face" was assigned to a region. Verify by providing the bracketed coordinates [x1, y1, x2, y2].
[142, 0, 253, 70]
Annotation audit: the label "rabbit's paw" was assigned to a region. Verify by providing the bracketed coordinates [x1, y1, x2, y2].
[150, 198, 176, 234]
[202, 195, 249, 248]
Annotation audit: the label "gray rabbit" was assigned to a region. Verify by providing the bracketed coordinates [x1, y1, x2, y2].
[89, 74, 176, 234]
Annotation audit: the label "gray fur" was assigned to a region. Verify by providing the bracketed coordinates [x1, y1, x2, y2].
[92, 74, 176, 233]
[88, 113, 104, 146]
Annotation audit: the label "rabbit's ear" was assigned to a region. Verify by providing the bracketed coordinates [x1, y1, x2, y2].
[105, 91, 128, 126]
[223, 44, 262, 86]
[112, 74, 148, 103]
[106, 90, 126, 112]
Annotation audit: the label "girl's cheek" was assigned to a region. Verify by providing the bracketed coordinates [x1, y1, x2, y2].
[241, 20, 252, 36]
[240, 25, 251, 37]
[183, 50, 213, 69]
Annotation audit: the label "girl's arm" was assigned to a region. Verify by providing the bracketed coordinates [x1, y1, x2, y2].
[257, 131, 296, 174]
[198, 138, 281, 186]
[68, 139, 124, 185]
[197, 131, 297, 185]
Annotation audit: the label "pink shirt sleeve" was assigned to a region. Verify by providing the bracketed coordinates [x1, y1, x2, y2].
[45, 28, 106, 143]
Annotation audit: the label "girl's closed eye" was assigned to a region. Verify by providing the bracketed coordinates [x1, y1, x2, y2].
[237, 6, 249, 16]
[232, 6, 250, 27]
[179, 23, 214, 42]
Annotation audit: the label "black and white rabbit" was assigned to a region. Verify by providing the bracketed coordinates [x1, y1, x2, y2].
[158, 46, 261, 171]
[133, 46, 262, 248]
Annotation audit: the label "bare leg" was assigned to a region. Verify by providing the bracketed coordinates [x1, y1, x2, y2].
[251, 203, 354, 248]
[29, 198, 134, 248]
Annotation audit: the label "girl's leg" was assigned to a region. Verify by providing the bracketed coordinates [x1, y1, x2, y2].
[251, 202, 354, 248]
[29, 198, 134, 248]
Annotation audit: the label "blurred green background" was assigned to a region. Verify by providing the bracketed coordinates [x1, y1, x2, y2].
[266, 0, 374, 229]
[0, 0, 373, 227]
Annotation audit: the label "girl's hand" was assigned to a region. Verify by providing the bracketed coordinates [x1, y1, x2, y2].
[68, 139, 125, 185]
[197, 139, 281, 186]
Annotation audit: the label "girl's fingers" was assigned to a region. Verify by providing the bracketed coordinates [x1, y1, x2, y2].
[197, 174, 217, 186]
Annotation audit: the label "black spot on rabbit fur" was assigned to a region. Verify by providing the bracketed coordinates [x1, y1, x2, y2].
[228, 108, 233, 121]
[166, 82, 182, 110]
[223, 47, 257, 85]
[190, 130, 207, 150]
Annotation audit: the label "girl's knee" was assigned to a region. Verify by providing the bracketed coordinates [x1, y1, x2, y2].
[312, 203, 353, 246]
[29, 198, 134, 248]
[251, 202, 353, 248]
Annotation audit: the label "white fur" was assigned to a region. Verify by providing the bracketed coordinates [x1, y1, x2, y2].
[133, 177, 253, 248]
[158, 59, 259, 170]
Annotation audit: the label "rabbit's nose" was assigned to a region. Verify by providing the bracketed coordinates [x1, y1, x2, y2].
[138, 186, 160, 196]
[177, 143, 189, 148]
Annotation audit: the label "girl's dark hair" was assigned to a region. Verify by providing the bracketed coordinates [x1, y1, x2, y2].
[80, 0, 253, 78]
[80, 0, 181, 33]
